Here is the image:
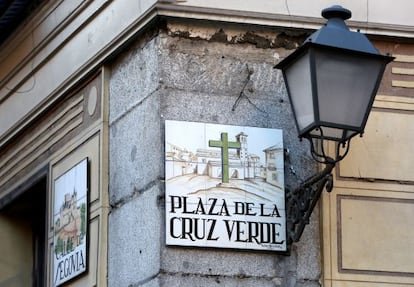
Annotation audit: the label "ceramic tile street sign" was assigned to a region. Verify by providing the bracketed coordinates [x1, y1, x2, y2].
[53, 158, 88, 286]
[165, 120, 286, 251]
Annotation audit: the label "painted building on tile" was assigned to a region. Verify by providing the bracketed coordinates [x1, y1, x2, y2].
[166, 131, 280, 185]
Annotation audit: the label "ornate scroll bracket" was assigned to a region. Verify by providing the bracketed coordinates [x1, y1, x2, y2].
[286, 161, 335, 245]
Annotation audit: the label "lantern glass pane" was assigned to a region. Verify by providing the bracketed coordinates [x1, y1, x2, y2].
[284, 51, 314, 132]
[314, 49, 384, 129]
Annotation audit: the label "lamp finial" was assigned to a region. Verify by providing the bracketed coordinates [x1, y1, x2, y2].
[321, 5, 351, 20]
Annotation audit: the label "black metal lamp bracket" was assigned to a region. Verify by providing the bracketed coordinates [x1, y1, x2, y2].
[286, 160, 335, 245]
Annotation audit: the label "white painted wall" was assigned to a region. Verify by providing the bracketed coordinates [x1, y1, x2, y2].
[176, 0, 414, 27]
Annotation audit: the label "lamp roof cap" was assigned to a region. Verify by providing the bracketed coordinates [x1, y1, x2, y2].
[305, 5, 379, 55]
[274, 6, 394, 70]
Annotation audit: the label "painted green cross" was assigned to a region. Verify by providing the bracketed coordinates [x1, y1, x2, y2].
[209, 132, 241, 183]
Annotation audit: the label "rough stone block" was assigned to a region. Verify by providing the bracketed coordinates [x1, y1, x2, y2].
[108, 185, 162, 286]
[159, 37, 285, 98]
[160, 274, 283, 287]
[161, 248, 295, 279]
[109, 93, 162, 204]
[110, 37, 161, 123]
[296, 209, 321, 281]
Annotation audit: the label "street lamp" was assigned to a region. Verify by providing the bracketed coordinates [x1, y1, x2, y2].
[275, 5, 394, 244]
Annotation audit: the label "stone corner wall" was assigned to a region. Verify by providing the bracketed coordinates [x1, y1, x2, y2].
[108, 19, 320, 287]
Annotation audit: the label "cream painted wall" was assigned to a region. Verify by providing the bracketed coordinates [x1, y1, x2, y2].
[0, 216, 33, 287]
[175, 0, 414, 27]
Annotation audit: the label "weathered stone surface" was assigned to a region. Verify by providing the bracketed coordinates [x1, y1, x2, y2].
[109, 93, 162, 204]
[128, 277, 160, 287]
[296, 209, 321, 281]
[159, 36, 286, 97]
[142, 278, 160, 287]
[161, 248, 294, 278]
[160, 273, 283, 287]
[108, 185, 162, 287]
[110, 36, 161, 124]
